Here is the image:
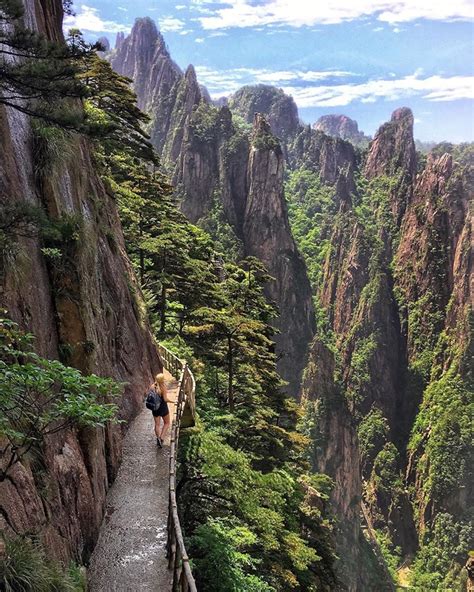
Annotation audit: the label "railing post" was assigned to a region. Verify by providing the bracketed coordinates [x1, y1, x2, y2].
[158, 343, 197, 592]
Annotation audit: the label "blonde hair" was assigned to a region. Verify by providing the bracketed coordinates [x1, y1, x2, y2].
[155, 373, 165, 385]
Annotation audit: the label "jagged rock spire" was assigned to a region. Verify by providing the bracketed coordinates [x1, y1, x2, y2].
[365, 107, 417, 179]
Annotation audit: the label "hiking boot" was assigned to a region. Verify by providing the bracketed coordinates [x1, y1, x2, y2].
[156, 437, 162, 448]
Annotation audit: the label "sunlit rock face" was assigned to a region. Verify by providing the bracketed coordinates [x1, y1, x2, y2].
[314, 114, 370, 146]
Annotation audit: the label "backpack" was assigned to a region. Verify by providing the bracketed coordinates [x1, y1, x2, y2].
[145, 386, 163, 411]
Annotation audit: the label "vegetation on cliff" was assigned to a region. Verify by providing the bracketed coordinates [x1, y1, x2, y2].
[286, 125, 473, 589]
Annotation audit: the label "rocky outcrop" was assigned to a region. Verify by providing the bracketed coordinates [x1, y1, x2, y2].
[229, 84, 300, 140]
[244, 115, 315, 391]
[111, 17, 182, 150]
[314, 114, 370, 146]
[0, 0, 160, 565]
[97, 36, 110, 52]
[302, 340, 394, 591]
[365, 108, 416, 180]
[395, 150, 473, 529]
[290, 125, 358, 186]
[365, 107, 416, 223]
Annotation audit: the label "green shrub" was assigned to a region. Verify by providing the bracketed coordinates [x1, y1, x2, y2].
[0, 536, 86, 592]
[358, 408, 390, 476]
[31, 120, 74, 179]
[0, 317, 121, 481]
[410, 513, 473, 591]
[408, 373, 473, 507]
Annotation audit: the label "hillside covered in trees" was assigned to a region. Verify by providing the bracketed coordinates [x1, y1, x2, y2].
[0, 3, 472, 592]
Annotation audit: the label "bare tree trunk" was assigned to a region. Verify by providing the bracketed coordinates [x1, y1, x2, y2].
[228, 335, 234, 411]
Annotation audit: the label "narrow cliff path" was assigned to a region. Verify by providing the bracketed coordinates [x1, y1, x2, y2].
[87, 370, 177, 592]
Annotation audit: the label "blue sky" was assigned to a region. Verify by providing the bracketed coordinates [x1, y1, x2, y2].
[65, 1, 474, 142]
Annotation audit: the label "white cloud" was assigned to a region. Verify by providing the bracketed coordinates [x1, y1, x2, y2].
[158, 16, 186, 32]
[195, 37, 205, 42]
[280, 73, 474, 107]
[198, 0, 473, 29]
[63, 4, 129, 33]
[194, 66, 358, 94]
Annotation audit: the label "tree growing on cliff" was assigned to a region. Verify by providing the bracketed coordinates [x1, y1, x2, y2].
[0, 0, 95, 127]
[0, 318, 121, 481]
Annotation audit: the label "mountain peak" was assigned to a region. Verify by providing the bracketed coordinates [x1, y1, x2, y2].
[229, 84, 299, 140]
[110, 17, 181, 113]
[313, 114, 370, 146]
[365, 106, 416, 180]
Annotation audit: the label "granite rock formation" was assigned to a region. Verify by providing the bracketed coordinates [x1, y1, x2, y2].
[314, 114, 370, 146]
[0, 0, 160, 565]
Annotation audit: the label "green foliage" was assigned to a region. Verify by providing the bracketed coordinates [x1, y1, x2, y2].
[371, 442, 402, 493]
[198, 193, 244, 261]
[410, 513, 473, 591]
[181, 429, 327, 591]
[408, 372, 473, 508]
[429, 141, 474, 167]
[407, 291, 446, 381]
[81, 55, 156, 163]
[0, 202, 46, 281]
[252, 133, 280, 152]
[0, 535, 86, 591]
[0, 318, 121, 480]
[189, 103, 228, 143]
[285, 168, 334, 296]
[190, 519, 275, 592]
[358, 408, 390, 477]
[373, 529, 401, 582]
[37, 212, 85, 290]
[31, 121, 74, 179]
[111, 155, 222, 334]
[0, 1, 96, 127]
[346, 334, 378, 412]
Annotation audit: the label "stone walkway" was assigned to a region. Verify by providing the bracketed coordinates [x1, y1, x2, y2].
[87, 371, 177, 592]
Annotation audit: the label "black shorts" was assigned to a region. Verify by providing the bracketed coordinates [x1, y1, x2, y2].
[152, 401, 169, 417]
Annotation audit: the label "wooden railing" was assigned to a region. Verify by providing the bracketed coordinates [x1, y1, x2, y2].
[157, 343, 197, 592]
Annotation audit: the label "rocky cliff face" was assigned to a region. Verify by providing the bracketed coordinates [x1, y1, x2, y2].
[0, 0, 160, 564]
[314, 114, 370, 146]
[302, 107, 472, 589]
[110, 17, 182, 150]
[244, 115, 315, 386]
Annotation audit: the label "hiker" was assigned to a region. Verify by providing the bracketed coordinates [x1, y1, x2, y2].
[149, 373, 170, 448]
